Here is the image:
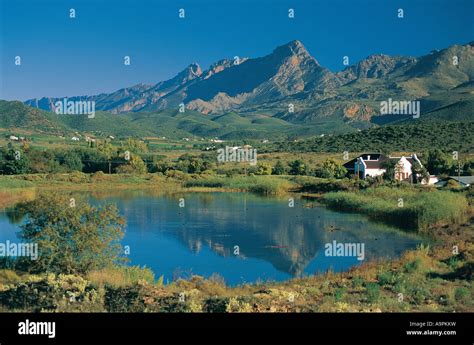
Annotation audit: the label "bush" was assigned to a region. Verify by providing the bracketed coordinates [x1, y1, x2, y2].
[255, 162, 272, 175]
[104, 284, 145, 312]
[115, 155, 147, 174]
[272, 160, 287, 175]
[203, 297, 229, 313]
[0, 274, 102, 312]
[404, 259, 421, 274]
[15, 193, 126, 274]
[454, 287, 471, 303]
[408, 286, 430, 305]
[377, 271, 399, 286]
[365, 283, 380, 303]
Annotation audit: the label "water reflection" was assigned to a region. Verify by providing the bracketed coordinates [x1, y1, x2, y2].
[0, 191, 423, 285]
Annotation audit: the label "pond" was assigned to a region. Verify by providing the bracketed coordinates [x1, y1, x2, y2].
[0, 191, 424, 286]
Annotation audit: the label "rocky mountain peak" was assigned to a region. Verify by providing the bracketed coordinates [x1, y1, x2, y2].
[183, 63, 202, 79]
[202, 59, 239, 79]
[337, 54, 417, 82]
[272, 40, 315, 62]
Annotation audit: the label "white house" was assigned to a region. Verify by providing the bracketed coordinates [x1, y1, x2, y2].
[393, 156, 415, 181]
[71, 136, 80, 141]
[344, 153, 425, 182]
[9, 135, 19, 141]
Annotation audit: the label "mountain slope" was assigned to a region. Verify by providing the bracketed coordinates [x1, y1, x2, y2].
[20, 40, 474, 132]
[0, 100, 71, 134]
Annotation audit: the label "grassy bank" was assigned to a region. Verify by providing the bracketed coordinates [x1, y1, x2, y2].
[322, 187, 470, 231]
[183, 175, 296, 195]
[0, 173, 298, 202]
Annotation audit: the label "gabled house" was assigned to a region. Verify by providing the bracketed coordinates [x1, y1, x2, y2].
[391, 155, 423, 182]
[343, 153, 389, 179]
[343, 153, 425, 182]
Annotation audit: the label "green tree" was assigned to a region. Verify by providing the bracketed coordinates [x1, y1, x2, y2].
[411, 161, 429, 184]
[425, 149, 450, 175]
[289, 160, 307, 175]
[97, 140, 117, 174]
[381, 160, 396, 181]
[121, 138, 148, 154]
[17, 193, 126, 274]
[26, 149, 61, 173]
[78, 148, 109, 173]
[255, 162, 272, 175]
[314, 159, 347, 179]
[0, 148, 29, 174]
[59, 150, 84, 172]
[116, 154, 148, 174]
[272, 160, 287, 175]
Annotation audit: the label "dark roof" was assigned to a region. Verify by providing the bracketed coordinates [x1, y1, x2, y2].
[437, 176, 474, 185]
[343, 153, 389, 170]
[365, 160, 387, 169]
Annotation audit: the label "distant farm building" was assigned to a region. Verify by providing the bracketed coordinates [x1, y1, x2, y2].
[435, 176, 474, 188]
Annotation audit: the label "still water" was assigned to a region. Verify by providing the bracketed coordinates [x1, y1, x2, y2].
[0, 191, 423, 286]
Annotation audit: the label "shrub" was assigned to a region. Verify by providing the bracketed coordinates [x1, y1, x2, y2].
[404, 259, 422, 274]
[365, 283, 380, 303]
[16, 193, 126, 274]
[0, 274, 101, 312]
[408, 286, 430, 305]
[104, 284, 145, 312]
[226, 297, 254, 312]
[377, 271, 399, 286]
[334, 287, 346, 302]
[203, 297, 229, 313]
[255, 163, 272, 175]
[272, 160, 287, 175]
[115, 155, 147, 174]
[351, 276, 365, 289]
[454, 287, 471, 303]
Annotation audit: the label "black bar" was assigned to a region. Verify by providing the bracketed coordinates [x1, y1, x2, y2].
[0, 313, 472, 345]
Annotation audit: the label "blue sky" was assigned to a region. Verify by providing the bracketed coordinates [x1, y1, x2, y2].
[1, 0, 473, 100]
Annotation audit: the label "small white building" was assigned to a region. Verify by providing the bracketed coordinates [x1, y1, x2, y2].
[9, 135, 19, 141]
[71, 136, 80, 141]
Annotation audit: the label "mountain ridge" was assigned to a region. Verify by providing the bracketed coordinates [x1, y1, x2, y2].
[22, 40, 474, 127]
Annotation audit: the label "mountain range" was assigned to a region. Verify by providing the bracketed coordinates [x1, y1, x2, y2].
[4, 40, 474, 139]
